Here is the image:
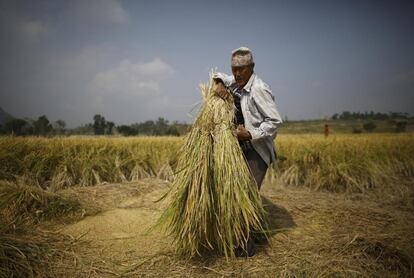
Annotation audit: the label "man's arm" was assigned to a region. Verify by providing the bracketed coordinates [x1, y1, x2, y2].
[212, 72, 233, 87]
[213, 72, 234, 99]
[248, 84, 282, 140]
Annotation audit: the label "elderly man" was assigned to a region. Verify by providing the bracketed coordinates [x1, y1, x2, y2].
[213, 47, 282, 256]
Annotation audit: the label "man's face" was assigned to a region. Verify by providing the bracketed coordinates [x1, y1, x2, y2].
[232, 65, 253, 89]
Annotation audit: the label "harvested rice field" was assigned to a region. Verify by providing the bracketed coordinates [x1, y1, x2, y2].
[1, 134, 414, 277]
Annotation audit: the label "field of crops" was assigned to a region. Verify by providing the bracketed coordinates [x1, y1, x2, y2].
[1, 134, 414, 277]
[1, 134, 413, 195]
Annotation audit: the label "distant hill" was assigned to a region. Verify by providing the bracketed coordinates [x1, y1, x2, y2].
[0, 107, 14, 125]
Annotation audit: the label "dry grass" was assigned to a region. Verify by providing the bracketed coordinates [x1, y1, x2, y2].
[44, 179, 414, 277]
[0, 228, 73, 278]
[0, 181, 84, 277]
[0, 119, 413, 275]
[0, 181, 81, 225]
[0, 134, 413, 199]
[0, 136, 180, 190]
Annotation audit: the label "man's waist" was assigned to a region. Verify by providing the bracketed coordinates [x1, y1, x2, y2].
[239, 140, 253, 152]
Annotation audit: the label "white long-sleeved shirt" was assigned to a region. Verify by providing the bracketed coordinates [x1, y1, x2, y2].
[213, 72, 282, 165]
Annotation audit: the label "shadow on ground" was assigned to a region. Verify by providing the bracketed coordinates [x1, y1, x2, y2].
[187, 196, 296, 268]
[262, 196, 296, 232]
[250, 196, 296, 250]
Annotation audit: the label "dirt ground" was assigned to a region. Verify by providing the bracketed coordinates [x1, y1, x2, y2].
[49, 178, 414, 277]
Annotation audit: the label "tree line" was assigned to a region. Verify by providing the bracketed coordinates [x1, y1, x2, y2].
[0, 114, 189, 136]
[0, 110, 411, 136]
[331, 111, 410, 121]
[0, 115, 66, 136]
[329, 111, 410, 133]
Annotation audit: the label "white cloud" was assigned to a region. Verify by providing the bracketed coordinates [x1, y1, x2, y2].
[69, 0, 129, 26]
[88, 57, 174, 97]
[61, 43, 115, 75]
[0, 11, 48, 43]
[137, 57, 175, 77]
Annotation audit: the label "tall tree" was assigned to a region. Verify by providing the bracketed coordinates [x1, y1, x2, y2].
[93, 114, 106, 135]
[54, 120, 66, 134]
[363, 122, 376, 133]
[33, 115, 53, 135]
[395, 121, 407, 133]
[106, 121, 115, 135]
[4, 118, 28, 135]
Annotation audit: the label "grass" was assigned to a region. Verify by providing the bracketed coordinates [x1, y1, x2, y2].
[0, 136, 180, 190]
[0, 181, 82, 277]
[0, 228, 67, 278]
[0, 133, 412, 198]
[0, 181, 81, 225]
[270, 134, 414, 197]
[0, 130, 412, 275]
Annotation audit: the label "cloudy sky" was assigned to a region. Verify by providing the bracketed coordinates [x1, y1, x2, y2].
[0, 0, 413, 127]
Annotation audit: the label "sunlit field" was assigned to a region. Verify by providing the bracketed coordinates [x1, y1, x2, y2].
[1, 134, 413, 277]
[1, 134, 413, 194]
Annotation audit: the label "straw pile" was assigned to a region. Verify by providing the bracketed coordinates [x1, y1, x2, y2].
[157, 74, 267, 257]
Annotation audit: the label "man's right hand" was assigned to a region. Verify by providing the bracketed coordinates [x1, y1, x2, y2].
[214, 81, 230, 100]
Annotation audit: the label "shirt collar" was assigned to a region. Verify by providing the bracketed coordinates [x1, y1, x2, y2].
[242, 73, 256, 93]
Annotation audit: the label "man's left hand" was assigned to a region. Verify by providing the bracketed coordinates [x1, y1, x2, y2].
[236, 125, 252, 141]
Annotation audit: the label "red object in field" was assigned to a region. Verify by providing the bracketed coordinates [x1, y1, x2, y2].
[324, 124, 330, 137]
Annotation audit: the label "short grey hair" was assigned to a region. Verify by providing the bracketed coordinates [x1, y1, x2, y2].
[231, 46, 254, 67]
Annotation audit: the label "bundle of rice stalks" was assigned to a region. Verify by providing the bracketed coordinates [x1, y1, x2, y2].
[156, 163, 175, 182]
[0, 218, 75, 278]
[0, 231, 58, 278]
[156, 74, 267, 257]
[0, 181, 80, 223]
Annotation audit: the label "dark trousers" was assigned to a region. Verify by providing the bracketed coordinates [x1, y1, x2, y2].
[240, 141, 268, 190]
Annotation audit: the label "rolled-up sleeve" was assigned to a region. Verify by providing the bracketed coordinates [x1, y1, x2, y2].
[212, 72, 234, 87]
[249, 85, 283, 140]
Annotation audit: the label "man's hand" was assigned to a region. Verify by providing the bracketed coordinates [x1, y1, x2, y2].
[236, 125, 252, 141]
[214, 81, 230, 100]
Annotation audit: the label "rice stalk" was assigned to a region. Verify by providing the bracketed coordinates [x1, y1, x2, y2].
[157, 163, 174, 182]
[130, 162, 151, 180]
[50, 166, 75, 192]
[156, 73, 267, 257]
[0, 223, 74, 278]
[0, 181, 80, 223]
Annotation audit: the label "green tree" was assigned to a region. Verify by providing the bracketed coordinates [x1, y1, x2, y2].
[166, 125, 180, 136]
[33, 115, 53, 135]
[53, 120, 66, 134]
[352, 127, 362, 134]
[106, 121, 115, 135]
[117, 125, 135, 136]
[395, 121, 407, 133]
[363, 121, 376, 133]
[93, 114, 106, 135]
[4, 118, 28, 135]
[154, 117, 169, 135]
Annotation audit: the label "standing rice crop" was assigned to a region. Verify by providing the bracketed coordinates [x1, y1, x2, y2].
[156, 74, 267, 257]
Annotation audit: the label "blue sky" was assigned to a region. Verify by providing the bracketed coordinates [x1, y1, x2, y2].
[0, 0, 413, 127]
